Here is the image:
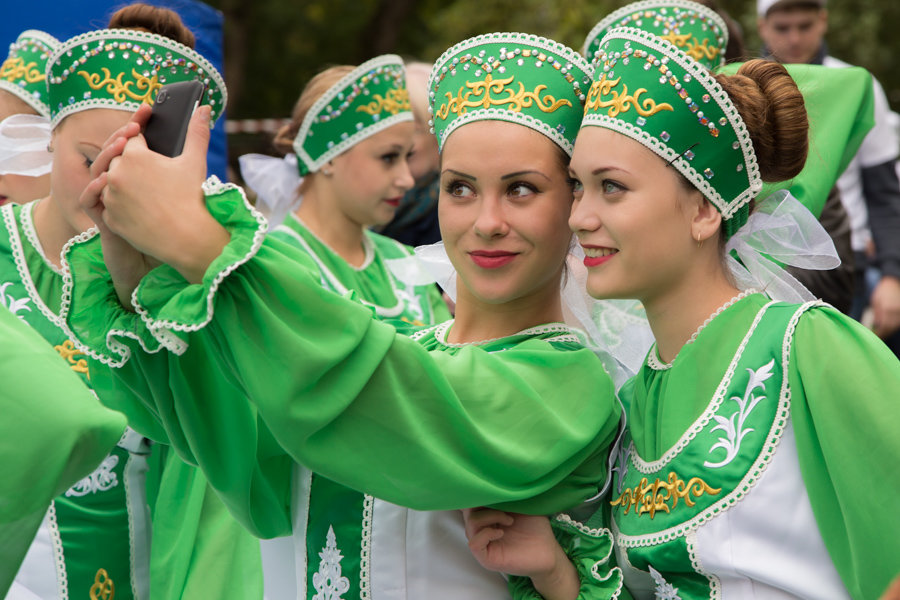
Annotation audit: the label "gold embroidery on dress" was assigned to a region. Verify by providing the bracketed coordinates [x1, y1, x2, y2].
[89, 568, 115, 600]
[55, 339, 90, 379]
[610, 472, 721, 518]
[76, 67, 161, 104]
[435, 74, 572, 120]
[356, 88, 411, 116]
[585, 74, 674, 118]
[0, 57, 45, 83]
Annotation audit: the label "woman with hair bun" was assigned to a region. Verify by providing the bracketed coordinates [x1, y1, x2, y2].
[477, 26, 900, 600]
[3, 4, 262, 598]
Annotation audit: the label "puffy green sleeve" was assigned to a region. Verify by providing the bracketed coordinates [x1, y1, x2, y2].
[508, 514, 629, 600]
[0, 305, 127, 591]
[63, 178, 620, 521]
[790, 305, 900, 600]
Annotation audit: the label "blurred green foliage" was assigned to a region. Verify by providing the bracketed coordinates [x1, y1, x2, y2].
[206, 0, 900, 119]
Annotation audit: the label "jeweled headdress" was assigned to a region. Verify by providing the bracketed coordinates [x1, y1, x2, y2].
[292, 54, 413, 176]
[0, 30, 60, 117]
[428, 32, 593, 156]
[583, 0, 728, 70]
[46, 29, 227, 129]
[582, 28, 761, 236]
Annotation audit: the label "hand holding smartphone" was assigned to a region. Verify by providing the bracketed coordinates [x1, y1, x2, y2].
[143, 81, 207, 157]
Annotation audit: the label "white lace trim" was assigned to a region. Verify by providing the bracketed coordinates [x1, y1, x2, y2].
[582, 28, 762, 220]
[647, 289, 758, 370]
[616, 301, 821, 548]
[276, 215, 414, 319]
[553, 514, 624, 599]
[438, 107, 575, 156]
[633, 299, 774, 474]
[20, 200, 62, 275]
[359, 494, 374, 599]
[686, 530, 721, 599]
[2, 203, 65, 330]
[47, 501, 69, 599]
[432, 320, 578, 347]
[129, 176, 268, 356]
[582, 0, 729, 58]
[57, 227, 166, 368]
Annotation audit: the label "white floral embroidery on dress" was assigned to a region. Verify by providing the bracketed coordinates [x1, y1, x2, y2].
[312, 525, 351, 600]
[65, 454, 119, 497]
[704, 358, 774, 468]
[650, 566, 681, 600]
[0, 281, 31, 319]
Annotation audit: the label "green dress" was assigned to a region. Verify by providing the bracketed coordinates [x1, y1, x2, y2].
[0, 303, 126, 597]
[61, 178, 629, 599]
[609, 292, 900, 600]
[0, 201, 262, 599]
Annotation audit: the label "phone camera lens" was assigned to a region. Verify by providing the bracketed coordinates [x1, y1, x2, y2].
[156, 90, 168, 104]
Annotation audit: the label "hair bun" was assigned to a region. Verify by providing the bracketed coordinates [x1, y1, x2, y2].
[715, 59, 808, 182]
[108, 3, 196, 49]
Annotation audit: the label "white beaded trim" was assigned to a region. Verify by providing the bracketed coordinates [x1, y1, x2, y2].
[293, 54, 413, 174]
[359, 494, 374, 599]
[686, 530, 722, 599]
[583, 0, 729, 59]
[433, 320, 578, 347]
[46, 28, 227, 129]
[128, 176, 268, 355]
[647, 288, 758, 370]
[636, 297, 772, 473]
[438, 107, 574, 156]
[20, 200, 62, 274]
[48, 501, 70, 599]
[583, 28, 761, 220]
[616, 301, 821, 549]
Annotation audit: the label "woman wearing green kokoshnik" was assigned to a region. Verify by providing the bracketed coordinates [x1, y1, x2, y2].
[61, 32, 637, 599]
[2, 6, 263, 598]
[496, 27, 900, 599]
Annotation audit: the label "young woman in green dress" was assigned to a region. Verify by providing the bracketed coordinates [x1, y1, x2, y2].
[62, 32, 636, 600]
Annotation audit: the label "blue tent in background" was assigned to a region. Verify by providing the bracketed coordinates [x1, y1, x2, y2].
[1, 0, 228, 178]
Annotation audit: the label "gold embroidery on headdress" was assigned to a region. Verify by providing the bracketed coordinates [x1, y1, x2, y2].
[611, 472, 721, 518]
[585, 74, 674, 118]
[685, 38, 721, 62]
[0, 57, 45, 83]
[76, 67, 161, 104]
[659, 31, 693, 48]
[435, 74, 572, 120]
[356, 88, 411, 116]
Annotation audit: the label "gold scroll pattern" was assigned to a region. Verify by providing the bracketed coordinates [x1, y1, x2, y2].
[356, 88, 411, 116]
[435, 74, 571, 120]
[0, 57, 45, 83]
[76, 67, 161, 104]
[585, 74, 674, 118]
[611, 471, 722, 519]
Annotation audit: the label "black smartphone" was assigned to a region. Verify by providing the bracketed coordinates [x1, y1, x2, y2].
[143, 80, 206, 158]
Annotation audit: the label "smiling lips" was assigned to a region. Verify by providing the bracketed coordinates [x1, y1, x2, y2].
[0, 196, 7, 206]
[582, 245, 618, 267]
[469, 250, 518, 269]
[384, 197, 401, 207]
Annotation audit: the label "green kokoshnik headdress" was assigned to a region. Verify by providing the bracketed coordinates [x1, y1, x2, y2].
[46, 29, 227, 129]
[584, 0, 728, 71]
[0, 30, 60, 118]
[292, 54, 413, 176]
[428, 32, 593, 156]
[583, 27, 761, 236]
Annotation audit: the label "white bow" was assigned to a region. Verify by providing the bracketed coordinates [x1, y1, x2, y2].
[725, 189, 840, 303]
[238, 153, 302, 229]
[0, 114, 52, 176]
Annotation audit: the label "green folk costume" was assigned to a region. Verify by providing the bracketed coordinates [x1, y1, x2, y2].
[610, 293, 900, 600]
[61, 177, 628, 599]
[0, 304, 126, 597]
[0, 200, 261, 599]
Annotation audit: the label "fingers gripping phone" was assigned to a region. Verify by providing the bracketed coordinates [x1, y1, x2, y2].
[143, 81, 206, 157]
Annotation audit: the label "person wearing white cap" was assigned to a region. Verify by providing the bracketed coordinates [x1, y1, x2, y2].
[759, 0, 900, 356]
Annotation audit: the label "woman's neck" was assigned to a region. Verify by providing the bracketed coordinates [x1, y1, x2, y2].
[30, 196, 77, 269]
[448, 275, 565, 344]
[643, 267, 742, 364]
[294, 191, 367, 267]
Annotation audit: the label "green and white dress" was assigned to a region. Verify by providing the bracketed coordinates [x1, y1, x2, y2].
[61, 178, 628, 600]
[608, 292, 900, 600]
[1, 201, 262, 600]
[0, 304, 127, 598]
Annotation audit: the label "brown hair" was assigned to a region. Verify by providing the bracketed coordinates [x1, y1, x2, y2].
[108, 3, 196, 49]
[714, 59, 808, 182]
[272, 65, 356, 156]
[691, 0, 748, 61]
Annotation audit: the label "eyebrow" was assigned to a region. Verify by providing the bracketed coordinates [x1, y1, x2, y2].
[442, 168, 476, 181]
[501, 170, 551, 182]
[591, 167, 629, 176]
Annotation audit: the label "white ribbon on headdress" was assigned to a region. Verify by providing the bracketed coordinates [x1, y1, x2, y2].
[238, 153, 303, 229]
[414, 240, 653, 387]
[725, 189, 840, 303]
[0, 114, 52, 176]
